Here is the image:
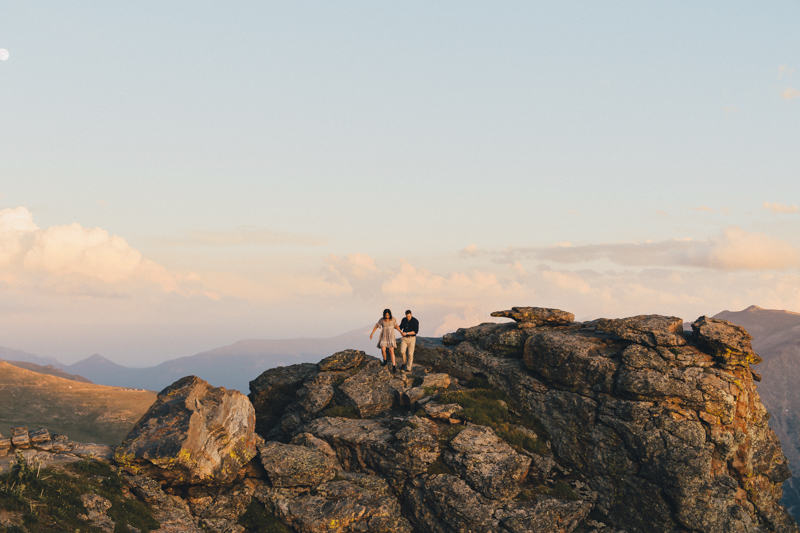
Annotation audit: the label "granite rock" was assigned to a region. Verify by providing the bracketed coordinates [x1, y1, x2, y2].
[115, 376, 258, 485]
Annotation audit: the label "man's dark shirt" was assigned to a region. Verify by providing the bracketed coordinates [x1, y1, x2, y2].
[400, 317, 419, 336]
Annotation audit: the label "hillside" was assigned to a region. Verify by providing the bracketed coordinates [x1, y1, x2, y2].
[714, 305, 800, 520]
[0, 362, 156, 445]
[1, 359, 92, 383]
[0, 345, 60, 366]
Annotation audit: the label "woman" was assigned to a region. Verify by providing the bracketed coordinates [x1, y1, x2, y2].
[370, 308, 405, 371]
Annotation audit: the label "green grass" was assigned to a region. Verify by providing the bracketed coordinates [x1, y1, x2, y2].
[533, 481, 580, 501]
[238, 500, 294, 533]
[438, 385, 550, 455]
[0, 452, 159, 533]
[321, 405, 361, 419]
[437, 424, 465, 444]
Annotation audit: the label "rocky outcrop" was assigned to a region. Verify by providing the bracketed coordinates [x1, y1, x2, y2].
[115, 375, 258, 485]
[12, 305, 791, 533]
[413, 309, 797, 533]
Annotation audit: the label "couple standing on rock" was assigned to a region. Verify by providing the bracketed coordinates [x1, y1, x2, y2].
[369, 309, 419, 373]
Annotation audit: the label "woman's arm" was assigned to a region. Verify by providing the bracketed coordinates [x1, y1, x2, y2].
[369, 324, 378, 339]
[394, 324, 405, 336]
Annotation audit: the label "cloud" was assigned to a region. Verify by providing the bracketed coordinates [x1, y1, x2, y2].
[0, 206, 209, 297]
[779, 65, 794, 80]
[502, 227, 800, 271]
[781, 88, 800, 100]
[166, 226, 325, 247]
[763, 201, 799, 214]
[691, 206, 715, 213]
[0, 206, 39, 266]
[462, 244, 479, 256]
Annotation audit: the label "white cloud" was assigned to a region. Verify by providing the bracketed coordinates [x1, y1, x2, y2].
[763, 201, 799, 214]
[0, 206, 208, 297]
[781, 87, 800, 100]
[0, 206, 39, 266]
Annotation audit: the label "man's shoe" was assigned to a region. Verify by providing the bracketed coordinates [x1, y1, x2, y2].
[400, 364, 408, 372]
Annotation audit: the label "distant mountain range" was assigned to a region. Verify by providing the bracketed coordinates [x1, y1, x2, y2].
[714, 305, 800, 520]
[0, 325, 378, 394]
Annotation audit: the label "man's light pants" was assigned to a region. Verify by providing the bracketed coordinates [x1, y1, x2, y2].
[399, 336, 416, 369]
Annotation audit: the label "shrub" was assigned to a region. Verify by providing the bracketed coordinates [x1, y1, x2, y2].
[437, 386, 550, 455]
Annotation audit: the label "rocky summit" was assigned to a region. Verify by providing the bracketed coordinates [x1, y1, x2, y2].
[2, 306, 798, 533]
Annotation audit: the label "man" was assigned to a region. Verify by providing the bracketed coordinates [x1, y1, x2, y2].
[398, 309, 419, 371]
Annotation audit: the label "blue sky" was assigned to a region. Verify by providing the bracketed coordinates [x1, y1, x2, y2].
[1, 2, 799, 365]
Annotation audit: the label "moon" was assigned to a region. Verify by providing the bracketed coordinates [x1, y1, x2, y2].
[0, 49, 9, 61]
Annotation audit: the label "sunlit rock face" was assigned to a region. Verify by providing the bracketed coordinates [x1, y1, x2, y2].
[414, 308, 797, 533]
[115, 375, 258, 486]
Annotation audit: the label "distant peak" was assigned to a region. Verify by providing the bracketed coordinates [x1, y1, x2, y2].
[745, 305, 763, 311]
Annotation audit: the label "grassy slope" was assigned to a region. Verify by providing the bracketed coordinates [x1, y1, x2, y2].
[0, 362, 156, 445]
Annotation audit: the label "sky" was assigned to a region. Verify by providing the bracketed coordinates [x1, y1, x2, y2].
[1, 2, 799, 366]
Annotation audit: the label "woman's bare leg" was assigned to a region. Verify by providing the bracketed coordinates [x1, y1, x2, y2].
[389, 347, 396, 367]
[381, 346, 388, 362]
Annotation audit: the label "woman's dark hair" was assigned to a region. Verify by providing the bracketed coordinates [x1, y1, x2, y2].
[382, 309, 393, 319]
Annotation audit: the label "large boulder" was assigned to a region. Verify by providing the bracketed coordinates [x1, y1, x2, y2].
[318, 349, 365, 371]
[404, 474, 500, 533]
[249, 363, 319, 435]
[335, 359, 407, 418]
[258, 442, 337, 487]
[257, 471, 413, 533]
[491, 307, 575, 326]
[115, 376, 258, 485]
[496, 499, 593, 533]
[443, 424, 531, 500]
[691, 316, 763, 366]
[302, 416, 439, 484]
[524, 331, 621, 394]
[595, 315, 687, 347]
[125, 474, 206, 532]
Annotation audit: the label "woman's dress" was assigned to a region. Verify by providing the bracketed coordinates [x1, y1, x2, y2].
[376, 318, 398, 348]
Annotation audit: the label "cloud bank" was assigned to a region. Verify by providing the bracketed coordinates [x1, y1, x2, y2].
[0, 206, 210, 297]
[500, 227, 800, 271]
